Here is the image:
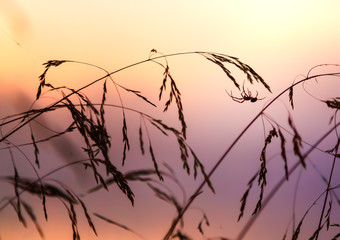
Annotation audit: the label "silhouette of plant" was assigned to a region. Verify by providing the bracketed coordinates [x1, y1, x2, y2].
[0, 51, 339, 240]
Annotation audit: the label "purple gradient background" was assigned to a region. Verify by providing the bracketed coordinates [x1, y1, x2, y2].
[1, 1, 340, 239]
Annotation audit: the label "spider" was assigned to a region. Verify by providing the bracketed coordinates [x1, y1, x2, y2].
[226, 84, 265, 103]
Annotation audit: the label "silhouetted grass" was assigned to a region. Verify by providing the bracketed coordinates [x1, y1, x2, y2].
[0, 51, 339, 240]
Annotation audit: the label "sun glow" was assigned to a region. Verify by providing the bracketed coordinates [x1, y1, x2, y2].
[1, 1, 340, 240]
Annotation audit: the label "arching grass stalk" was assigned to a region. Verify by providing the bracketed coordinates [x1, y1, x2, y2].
[163, 72, 340, 240]
[0, 51, 198, 143]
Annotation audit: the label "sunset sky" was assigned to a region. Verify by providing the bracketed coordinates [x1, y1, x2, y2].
[1, 1, 340, 240]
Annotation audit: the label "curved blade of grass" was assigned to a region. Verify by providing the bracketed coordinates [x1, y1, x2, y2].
[94, 213, 146, 240]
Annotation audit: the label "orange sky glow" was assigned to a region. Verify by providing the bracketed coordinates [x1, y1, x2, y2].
[1, 1, 340, 240]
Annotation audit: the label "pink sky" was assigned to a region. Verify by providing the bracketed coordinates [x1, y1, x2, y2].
[1, 1, 340, 240]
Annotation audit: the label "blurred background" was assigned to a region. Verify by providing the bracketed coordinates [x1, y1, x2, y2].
[1, 1, 340, 239]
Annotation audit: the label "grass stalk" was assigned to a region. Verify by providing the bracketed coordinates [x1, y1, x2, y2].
[314, 137, 339, 240]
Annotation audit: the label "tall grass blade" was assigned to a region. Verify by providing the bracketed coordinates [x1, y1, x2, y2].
[22, 201, 44, 238]
[30, 133, 40, 168]
[66, 201, 80, 240]
[100, 80, 107, 124]
[122, 116, 130, 165]
[288, 115, 306, 168]
[123, 87, 156, 107]
[94, 213, 146, 239]
[149, 143, 163, 181]
[278, 128, 289, 180]
[94, 213, 130, 230]
[77, 197, 97, 236]
[139, 125, 145, 155]
[9, 145, 25, 226]
[238, 174, 257, 221]
[9, 200, 26, 227]
[289, 86, 294, 109]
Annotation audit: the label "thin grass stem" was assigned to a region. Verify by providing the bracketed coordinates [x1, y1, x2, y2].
[314, 133, 339, 240]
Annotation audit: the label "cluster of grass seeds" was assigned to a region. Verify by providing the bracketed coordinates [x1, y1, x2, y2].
[149, 51, 187, 139]
[252, 127, 278, 215]
[198, 52, 271, 92]
[237, 119, 289, 220]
